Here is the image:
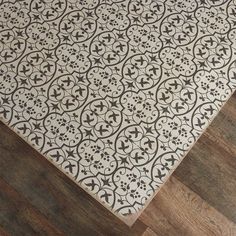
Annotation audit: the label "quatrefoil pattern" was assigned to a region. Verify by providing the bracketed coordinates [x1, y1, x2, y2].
[1, 0, 236, 220]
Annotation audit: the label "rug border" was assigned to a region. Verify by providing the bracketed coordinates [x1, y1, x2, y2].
[0, 90, 235, 227]
[125, 89, 236, 226]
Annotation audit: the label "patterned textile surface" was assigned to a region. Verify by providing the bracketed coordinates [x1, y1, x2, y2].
[0, 0, 236, 224]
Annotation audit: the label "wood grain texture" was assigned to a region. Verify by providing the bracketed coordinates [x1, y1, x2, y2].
[0, 226, 11, 236]
[140, 176, 236, 236]
[142, 228, 157, 236]
[0, 122, 146, 236]
[0, 178, 63, 236]
[174, 93, 236, 224]
[0, 92, 235, 235]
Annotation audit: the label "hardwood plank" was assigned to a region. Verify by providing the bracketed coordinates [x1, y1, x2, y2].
[0, 122, 147, 236]
[142, 228, 157, 236]
[204, 94, 236, 158]
[174, 133, 236, 223]
[0, 178, 64, 236]
[0, 94, 235, 235]
[140, 176, 236, 236]
[174, 92, 236, 223]
[0, 225, 11, 236]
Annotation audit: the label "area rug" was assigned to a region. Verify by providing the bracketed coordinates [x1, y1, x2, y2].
[0, 0, 236, 226]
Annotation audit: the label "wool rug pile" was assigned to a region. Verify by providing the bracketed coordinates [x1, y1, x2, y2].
[0, 0, 236, 225]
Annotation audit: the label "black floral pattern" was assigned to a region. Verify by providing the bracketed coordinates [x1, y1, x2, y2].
[0, 0, 236, 220]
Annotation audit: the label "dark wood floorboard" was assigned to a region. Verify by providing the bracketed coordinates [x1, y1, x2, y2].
[174, 93, 236, 223]
[0, 92, 236, 235]
[0, 178, 63, 235]
[0, 122, 146, 236]
[140, 176, 235, 236]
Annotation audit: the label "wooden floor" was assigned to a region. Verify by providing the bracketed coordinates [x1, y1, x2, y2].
[0, 92, 236, 236]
